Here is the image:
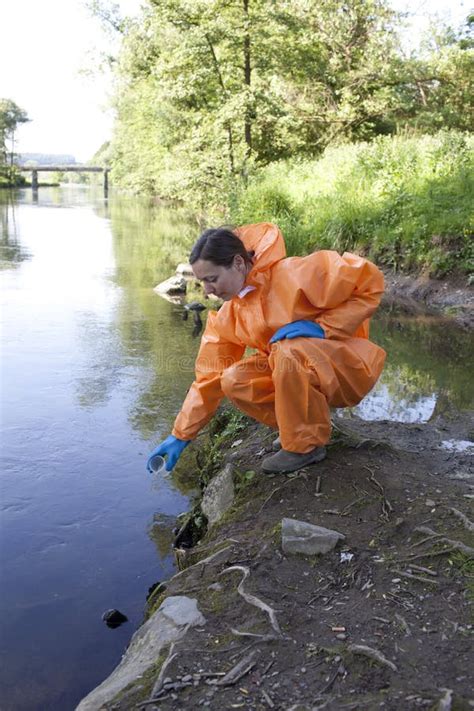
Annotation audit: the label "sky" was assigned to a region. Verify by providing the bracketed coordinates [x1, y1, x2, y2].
[0, 0, 471, 163]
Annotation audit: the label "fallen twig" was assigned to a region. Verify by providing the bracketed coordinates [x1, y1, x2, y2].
[365, 469, 393, 520]
[408, 564, 438, 577]
[348, 644, 398, 672]
[397, 547, 456, 563]
[391, 568, 440, 585]
[448, 507, 474, 532]
[261, 688, 275, 708]
[261, 659, 275, 676]
[316, 475, 322, 494]
[415, 526, 474, 558]
[150, 642, 178, 699]
[213, 651, 256, 686]
[220, 565, 283, 636]
[409, 533, 445, 548]
[230, 628, 279, 642]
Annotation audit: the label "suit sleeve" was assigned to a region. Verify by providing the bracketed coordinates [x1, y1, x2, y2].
[172, 310, 246, 440]
[297, 251, 385, 340]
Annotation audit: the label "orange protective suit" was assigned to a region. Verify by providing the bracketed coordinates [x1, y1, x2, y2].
[172, 223, 386, 452]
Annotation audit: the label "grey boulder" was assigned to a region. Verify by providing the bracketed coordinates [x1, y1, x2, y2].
[201, 463, 235, 526]
[154, 276, 187, 295]
[76, 596, 205, 711]
[282, 518, 345, 555]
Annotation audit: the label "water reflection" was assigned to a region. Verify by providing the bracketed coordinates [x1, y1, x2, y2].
[0, 192, 31, 267]
[1, 185, 471, 711]
[352, 311, 473, 422]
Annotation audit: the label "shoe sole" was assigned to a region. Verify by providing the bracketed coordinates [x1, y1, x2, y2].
[261, 447, 327, 474]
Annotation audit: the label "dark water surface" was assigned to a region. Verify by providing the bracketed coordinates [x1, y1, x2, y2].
[0, 187, 472, 710]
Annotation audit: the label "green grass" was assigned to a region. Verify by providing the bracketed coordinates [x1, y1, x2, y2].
[229, 130, 474, 277]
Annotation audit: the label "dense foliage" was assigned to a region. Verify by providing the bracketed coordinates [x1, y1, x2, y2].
[102, 1, 473, 206]
[231, 130, 474, 276]
[0, 99, 29, 186]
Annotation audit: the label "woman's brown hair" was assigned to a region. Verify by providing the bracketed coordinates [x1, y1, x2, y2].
[189, 227, 254, 268]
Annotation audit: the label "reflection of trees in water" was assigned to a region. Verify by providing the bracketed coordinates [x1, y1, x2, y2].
[0, 195, 30, 268]
[148, 514, 176, 560]
[371, 314, 473, 411]
[382, 363, 436, 405]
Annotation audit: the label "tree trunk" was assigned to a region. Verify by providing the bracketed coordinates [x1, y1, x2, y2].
[205, 34, 235, 174]
[243, 0, 252, 158]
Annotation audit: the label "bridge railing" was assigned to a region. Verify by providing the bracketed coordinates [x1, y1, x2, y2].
[16, 165, 110, 195]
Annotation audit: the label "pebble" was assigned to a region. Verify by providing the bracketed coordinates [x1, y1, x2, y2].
[336, 633, 348, 640]
[425, 499, 436, 507]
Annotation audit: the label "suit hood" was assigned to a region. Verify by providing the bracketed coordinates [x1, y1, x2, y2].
[234, 223, 286, 277]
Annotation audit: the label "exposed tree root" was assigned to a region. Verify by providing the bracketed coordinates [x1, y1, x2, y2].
[220, 565, 283, 636]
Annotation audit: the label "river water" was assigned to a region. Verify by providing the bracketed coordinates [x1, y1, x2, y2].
[0, 187, 472, 711]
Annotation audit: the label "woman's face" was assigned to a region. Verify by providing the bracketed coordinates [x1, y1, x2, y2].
[192, 256, 247, 301]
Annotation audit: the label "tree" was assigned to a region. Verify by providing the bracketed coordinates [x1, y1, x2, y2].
[0, 99, 30, 183]
[108, 0, 406, 204]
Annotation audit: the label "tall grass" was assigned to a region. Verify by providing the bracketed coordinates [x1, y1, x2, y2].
[229, 131, 473, 277]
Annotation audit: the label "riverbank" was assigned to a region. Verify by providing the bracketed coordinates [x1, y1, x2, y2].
[381, 270, 474, 330]
[78, 401, 474, 710]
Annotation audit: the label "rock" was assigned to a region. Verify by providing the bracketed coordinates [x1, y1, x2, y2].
[281, 518, 345, 555]
[201, 464, 235, 526]
[176, 262, 194, 278]
[101, 609, 128, 628]
[76, 596, 206, 711]
[154, 276, 187, 296]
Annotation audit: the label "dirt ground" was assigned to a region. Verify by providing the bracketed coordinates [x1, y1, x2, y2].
[382, 271, 474, 330]
[107, 407, 474, 711]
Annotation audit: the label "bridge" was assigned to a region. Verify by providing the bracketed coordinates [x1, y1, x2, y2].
[17, 165, 110, 195]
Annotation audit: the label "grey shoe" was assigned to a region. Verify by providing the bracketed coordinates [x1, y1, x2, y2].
[261, 446, 326, 474]
[272, 435, 281, 451]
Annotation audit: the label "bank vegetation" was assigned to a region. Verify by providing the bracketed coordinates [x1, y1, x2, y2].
[94, 0, 473, 276]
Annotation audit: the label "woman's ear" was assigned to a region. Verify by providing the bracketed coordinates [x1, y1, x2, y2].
[233, 254, 245, 272]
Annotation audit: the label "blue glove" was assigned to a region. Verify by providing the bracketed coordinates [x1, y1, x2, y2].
[269, 320, 325, 344]
[146, 435, 190, 473]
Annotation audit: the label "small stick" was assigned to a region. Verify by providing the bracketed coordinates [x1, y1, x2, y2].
[150, 642, 177, 699]
[409, 533, 444, 548]
[408, 564, 438, 577]
[348, 644, 398, 672]
[448, 507, 474, 532]
[341, 496, 367, 514]
[372, 616, 390, 624]
[397, 548, 456, 563]
[391, 568, 439, 585]
[230, 629, 278, 641]
[262, 659, 275, 676]
[262, 689, 275, 708]
[414, 526, 474, 557]
[316, 476, 322, 494]
[214, 651, 256, 686]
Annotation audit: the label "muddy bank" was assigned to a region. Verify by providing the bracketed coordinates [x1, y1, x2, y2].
[382, 271, 474, 329]
[77, 407, 473, 711]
